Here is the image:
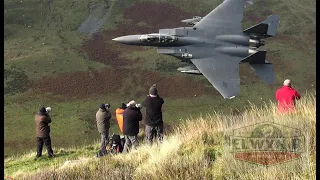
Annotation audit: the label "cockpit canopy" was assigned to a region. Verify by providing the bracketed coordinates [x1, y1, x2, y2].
[140, 34, 177, 43]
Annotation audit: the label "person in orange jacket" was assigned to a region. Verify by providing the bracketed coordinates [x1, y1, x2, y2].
[116, 103, 127, 134]
[275, 79, 301, 114]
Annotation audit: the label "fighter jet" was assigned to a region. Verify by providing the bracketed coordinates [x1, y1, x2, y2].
[112, 0, 280, 99]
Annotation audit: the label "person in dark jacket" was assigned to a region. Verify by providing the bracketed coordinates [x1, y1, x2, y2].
[123, 100, 142, 152]
[276, 79, 301, 113]
[35, 107, 54, 158]
[96, 103, 112, 157]
[142, 84, 164, 144]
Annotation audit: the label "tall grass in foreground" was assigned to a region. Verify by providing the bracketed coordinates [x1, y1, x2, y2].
[16, 93, 316, 180]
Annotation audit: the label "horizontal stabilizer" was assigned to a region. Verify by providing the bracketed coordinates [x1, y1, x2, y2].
[241, 50, 267, 63]
[243, 15, 280, 38]
[249, 63, 275, 84]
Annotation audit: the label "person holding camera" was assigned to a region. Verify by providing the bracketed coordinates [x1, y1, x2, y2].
[96, 103, 112, 157]
[122, 100, 142, 153]
[142, 84, 164, 145]
[276, 79, 301, 114]
[35, 107, 54, 158]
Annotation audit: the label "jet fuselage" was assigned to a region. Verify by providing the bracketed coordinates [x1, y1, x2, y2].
[113, 27, 263, 61]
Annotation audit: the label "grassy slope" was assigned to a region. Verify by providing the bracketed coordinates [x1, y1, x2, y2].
[5, 93, 316, 179]
[4, 0, 316, 156]
[4, 0, 106, 79]
[4, 90, 238, 156]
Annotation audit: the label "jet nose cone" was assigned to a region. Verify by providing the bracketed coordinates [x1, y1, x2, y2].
[112, 35, 142, 45]
[112, 37, 124, 42]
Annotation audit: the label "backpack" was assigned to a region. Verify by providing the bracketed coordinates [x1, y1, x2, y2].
[109, 134, 125, 154]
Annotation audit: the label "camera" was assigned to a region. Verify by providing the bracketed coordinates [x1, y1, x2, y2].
[135, 104, 142, 109]
[46, 107, 52, 113]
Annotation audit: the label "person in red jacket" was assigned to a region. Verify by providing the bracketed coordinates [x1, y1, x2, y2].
[275, 79, 301, 113]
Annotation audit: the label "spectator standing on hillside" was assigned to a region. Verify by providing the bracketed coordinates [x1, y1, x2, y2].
[123, 100, 142, 152]
[276, 79, 301, 113]
[142, 84, 164, 144]
[116, 103, 127, 134]
[35, 107, 54, 158]
[96, 103, 112, 157]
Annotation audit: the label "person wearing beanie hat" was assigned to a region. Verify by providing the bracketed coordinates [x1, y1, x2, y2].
[122, 100, 142, 152]
[40, 107, 47, 114]
[121, 103, 127, 109]
[96, 103, 112, 157]
[149, 84, 158, 97]
[100, 103, 106, 109]
[35, 106, 54, 158]
[143, 84, 164, 145]
[276, 79, 301, 114]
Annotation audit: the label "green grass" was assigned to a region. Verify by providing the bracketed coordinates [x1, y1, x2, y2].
[4, 144, 101, 178]
[266, 40, 316, 85]
[5, 93, 316, 179]
[144, 0, 224, 14]
[103, 0, 137, 30]
[4, 0, 106, 80]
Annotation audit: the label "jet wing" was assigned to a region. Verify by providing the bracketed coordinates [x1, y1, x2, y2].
[191, 56, 241, 98]
[194, 0, 246, 30]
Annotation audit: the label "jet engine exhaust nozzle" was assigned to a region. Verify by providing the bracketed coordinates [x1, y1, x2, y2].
[249, 39, 265, 48]
[248, 48, 258, 55]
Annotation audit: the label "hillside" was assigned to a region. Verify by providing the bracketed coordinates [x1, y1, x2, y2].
[4, 93, 316, 179]
[4, 0, 316, 156]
